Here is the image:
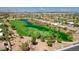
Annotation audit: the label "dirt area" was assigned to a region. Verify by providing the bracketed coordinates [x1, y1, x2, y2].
[11, 36, 32, 51]
[33, 40, 72, 51]
[11, 30, 31, 51]
[0, 41, 5, 50]
[10, 30, 75, 51]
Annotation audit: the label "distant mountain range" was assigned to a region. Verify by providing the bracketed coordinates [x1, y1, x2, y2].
[0, 7, 79, 13]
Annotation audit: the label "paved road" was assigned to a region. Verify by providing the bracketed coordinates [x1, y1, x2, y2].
[62, 44, 79, 51]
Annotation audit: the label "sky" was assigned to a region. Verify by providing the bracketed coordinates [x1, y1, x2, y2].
[0, 7, 79, 12]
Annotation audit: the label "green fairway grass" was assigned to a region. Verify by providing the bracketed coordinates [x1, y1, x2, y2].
[10, 19, 73, 42]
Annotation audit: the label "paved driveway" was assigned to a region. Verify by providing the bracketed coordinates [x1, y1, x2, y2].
[62, 44, 79, 51]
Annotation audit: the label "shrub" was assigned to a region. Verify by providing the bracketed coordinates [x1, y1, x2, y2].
[41, 38, 45, 42]
[40, 34, 46, 42]
[47, 39, 53, 47]
[31, 37, 38, 45]
[57, 39, 62, 43]
[20, 42, 30, 51]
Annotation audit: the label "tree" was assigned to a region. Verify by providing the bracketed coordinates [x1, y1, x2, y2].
[2, 18, 12, 51]
[3, 23, 9, 41]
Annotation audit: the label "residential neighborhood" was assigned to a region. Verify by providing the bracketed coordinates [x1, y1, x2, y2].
[0, 7, 79, 51]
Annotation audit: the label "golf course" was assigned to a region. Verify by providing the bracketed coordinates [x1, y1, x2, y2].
[9, 19, 73, 46]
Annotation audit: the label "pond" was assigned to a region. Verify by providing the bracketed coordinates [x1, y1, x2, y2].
[21, 19, 32, 26]
[21, 19, 51, 32]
